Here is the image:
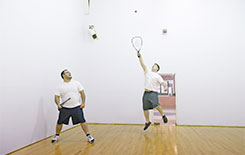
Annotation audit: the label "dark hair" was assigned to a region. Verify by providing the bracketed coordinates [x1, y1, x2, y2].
[61, 69, 67, 79]
[154, 63, 160, 71]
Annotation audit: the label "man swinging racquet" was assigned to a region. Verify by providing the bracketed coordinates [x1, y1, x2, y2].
[137, 53, 168, 130]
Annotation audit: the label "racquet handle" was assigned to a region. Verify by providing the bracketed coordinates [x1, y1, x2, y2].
[60, 97, 71, 107]
[137, 51, 141, 58]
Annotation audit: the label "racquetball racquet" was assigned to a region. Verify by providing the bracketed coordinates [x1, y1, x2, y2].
[60, 97, 71, 107]
[131, 36, 143, 53]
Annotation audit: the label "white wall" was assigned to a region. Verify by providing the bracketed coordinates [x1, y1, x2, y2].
[84, 0, 245, 125]
[163, 0, 245, 126]
[1, 0, 245, 154]
[0, 0, 88, 154]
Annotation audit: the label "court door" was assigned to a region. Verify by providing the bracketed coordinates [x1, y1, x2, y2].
[152, 73, 176, 126]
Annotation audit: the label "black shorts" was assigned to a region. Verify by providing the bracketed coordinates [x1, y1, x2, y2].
[57, 106, 86, 125]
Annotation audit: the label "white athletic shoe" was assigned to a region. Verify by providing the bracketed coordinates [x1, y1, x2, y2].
[87, 134, 95, 143]
[51, 135, 59, 143]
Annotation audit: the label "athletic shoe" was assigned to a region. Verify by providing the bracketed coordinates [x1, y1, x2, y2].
[144, 122, 151, 130]
[87, 134, 95, 143]
[51, 135, 59, 143]
[163, 115, 168, 123]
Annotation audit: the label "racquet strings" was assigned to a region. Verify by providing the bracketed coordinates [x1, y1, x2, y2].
[131, 36, 143, 52]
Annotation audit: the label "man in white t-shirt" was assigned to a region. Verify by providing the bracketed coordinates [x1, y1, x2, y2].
[51, 69, 95, 143]
[137, 53, 169, 130]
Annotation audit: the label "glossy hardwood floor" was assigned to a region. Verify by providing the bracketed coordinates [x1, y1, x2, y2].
[9, 124, 245, 155]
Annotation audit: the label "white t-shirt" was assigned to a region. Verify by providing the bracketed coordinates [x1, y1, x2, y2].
[144, 68, 164, 92]
[54, 80, 84, 108]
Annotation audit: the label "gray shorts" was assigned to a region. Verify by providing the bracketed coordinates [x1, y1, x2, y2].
[57, 106, 86, 125]
[142, 91, 160, 110]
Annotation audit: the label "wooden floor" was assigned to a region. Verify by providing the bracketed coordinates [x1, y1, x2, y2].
[9, 124, 245, 155]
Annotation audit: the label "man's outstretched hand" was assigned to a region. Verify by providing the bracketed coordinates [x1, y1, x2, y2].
[137, 52, 141, 58]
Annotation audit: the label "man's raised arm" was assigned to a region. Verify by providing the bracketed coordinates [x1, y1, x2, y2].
[137, 53, 146, 72]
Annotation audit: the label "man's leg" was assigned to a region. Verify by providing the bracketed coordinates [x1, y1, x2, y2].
[144, 110, 150, 122]
[51, 124, 63, 143]
[143, 110, 151, 130]
[80, 122, 89, 135]
[56, 124, 63, 134]
[155, 106, 168, 123]
[80, 123, 95, 143]
[155, 106, 164, 116]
